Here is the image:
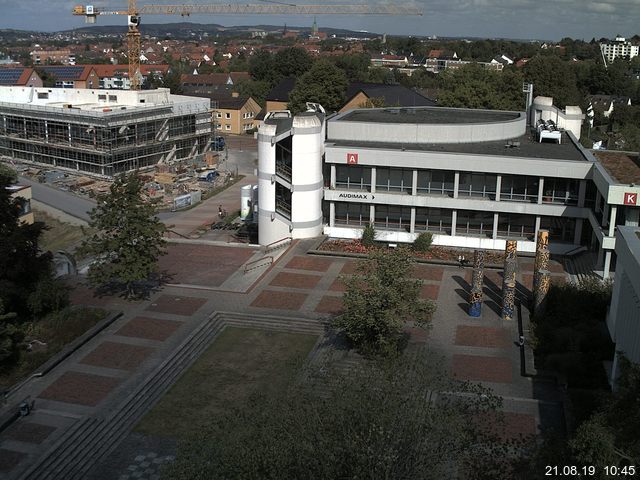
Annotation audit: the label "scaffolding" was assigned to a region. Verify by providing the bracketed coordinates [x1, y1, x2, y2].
[0, 99, 212, 177]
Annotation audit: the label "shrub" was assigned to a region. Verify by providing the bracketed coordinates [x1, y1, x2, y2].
[361, 223, 376, 248]
[412, 232, 433, 252]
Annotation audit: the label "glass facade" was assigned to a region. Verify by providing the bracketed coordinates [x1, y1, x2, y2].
[458, 172, 497, 199]
[334, 202, 369, 226]
[456, 209, 494, 237]
[500, 175, 540, 202]
[414, 207, 452, 234]
[335, 165, 371, 191]
[416, 170, 455, 196]
[374, 205, 412, 231]
[375, 167, 413, 193]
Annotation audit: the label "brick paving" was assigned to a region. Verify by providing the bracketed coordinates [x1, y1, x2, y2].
[413, 265, 444, 281]
[159, 244, 256, 287]
[329, 277, 347, 292]
[269, 272, 322, 290]
[146, 295, 208, 316]
[115, 317, 183, 342]
[250, 290, 307, 310]
[285, 256, 333, 272]
[38, 371, 122, 406]
[405, 326, 429, 343]
[315, 296, 344, 315]
[420, 284, 440, 300]
[80, 342, 156, 371]
[340, 260, 361, 275]
[4, 422, 56, 444]
[455, 326, 511, 348]
[0, 449, 25, 473]
[451, 354, 513, 383]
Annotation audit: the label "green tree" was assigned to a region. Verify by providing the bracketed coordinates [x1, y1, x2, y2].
[0, 300, 21, 368]
[80, 172, 166, 299]
[287, 59, 348, 114]
[523, 55, 581, 107]
[334, 248, 436, 356]
[334, 53, 371, 82]
[248, 49, 277, 85]
[164, 350, 514, 480]
[361, 223, 376, 246]
[233, 78, 271, 107]
[274, 47, 313, 79]
[412, 232, 433, 252]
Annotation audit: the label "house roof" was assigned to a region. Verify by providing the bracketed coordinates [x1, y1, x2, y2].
[345, 83, 437, 108]
[588, 95, 631, 110]
[181, 71, 249, 86]
[37, 65, 95, 81]
[593, 151, 640, 185]
[0, 67, 37, 86]
[266, 76, 296, 102]
[92, 64, 169, 78]
[216, 96, 253, 109]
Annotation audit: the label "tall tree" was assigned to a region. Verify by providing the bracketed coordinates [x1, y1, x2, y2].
[287, 59, 348, 114]
[523, 55, 582, 107]
[80, 172, 166, 298]
[274, 47, 313, 79]
[333, 248, 436, 356]
[248, 49, 277, 85]
[163, 350, 514, 480]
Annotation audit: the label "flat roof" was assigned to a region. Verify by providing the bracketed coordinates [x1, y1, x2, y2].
[338, 107, 521, 125]
[592, 151, 640, 185]
[329, 131, 586, 161]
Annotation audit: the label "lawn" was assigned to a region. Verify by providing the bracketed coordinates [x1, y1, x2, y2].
[135, 327, 319, 439]
[0, 307, 107, 390]
[34, 209, 92, 253]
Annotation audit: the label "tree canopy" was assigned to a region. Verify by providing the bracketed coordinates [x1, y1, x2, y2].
[287, 59, 349, 114]
[80, 171, 166, 298]
[163, 350, 515, 480]
[333, 248, 436, 356]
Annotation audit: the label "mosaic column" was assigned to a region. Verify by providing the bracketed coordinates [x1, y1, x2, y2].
[468, 249, 484, 317]
[502, 239, 518, 321]
[534, 269, 551, 316]
[533, 229, 550, 294]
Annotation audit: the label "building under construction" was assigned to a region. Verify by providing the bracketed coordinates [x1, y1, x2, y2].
[0, 86, 212, 177]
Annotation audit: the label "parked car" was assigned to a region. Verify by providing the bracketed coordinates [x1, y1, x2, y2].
[213, 136, 226, 150]
[198, 170, 219, 182]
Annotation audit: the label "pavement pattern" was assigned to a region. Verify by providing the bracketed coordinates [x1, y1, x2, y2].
[0, 237, 569, 479]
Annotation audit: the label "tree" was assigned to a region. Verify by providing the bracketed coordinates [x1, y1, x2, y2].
[333, 53, 370, 82]
[523, 55, 581, 107]
[163, 350, 515, 480]
[361, 223, 376, 246]
[274, 47, 313, 79]
[233, 78, 271, 107]
[287, 59, 348, 114]
[0, 300, 21, 368]
[333, 248, 436, 356]
[248, 49, 277, 85]
[80, 172, 166, 298]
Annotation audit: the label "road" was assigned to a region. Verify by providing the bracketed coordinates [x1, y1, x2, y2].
[19, 176, 96, 223]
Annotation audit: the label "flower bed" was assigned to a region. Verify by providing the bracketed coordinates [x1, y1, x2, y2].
[318, 239, 505, 265]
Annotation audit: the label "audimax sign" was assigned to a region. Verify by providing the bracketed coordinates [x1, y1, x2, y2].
[337, 193, 375, 200]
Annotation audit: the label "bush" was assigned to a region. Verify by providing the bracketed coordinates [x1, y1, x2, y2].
[412, 232, 433, 252]
[361, 223, 376, 247]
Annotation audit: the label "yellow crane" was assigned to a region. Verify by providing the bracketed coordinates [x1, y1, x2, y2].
[72, 2, 422, 90]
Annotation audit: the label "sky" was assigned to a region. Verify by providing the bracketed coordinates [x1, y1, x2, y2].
[0, 0, 638, 41]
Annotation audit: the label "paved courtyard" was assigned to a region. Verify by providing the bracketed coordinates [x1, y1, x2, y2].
[0, 240, 568, 479]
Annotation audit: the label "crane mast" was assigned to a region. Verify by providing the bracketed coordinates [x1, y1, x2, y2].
[73, 3, 423, 90]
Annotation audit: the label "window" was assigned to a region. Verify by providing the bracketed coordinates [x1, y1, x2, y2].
[216, 124, 222, 130]
[216, 113, 222, 118]
[335, 165, 371, 191]
[225, 125, 231, 131]
[540, 216, 576, 243]
[415, 207, 452, 234]
[456, 210, 494, 237]
[496, 213, 535, 239]
[225, 113, 231, 119]
[37, 92, 48, 99]
[416, 170, 455, 196]
[542, 177, 579, 205]
[108, 95, 118, 102]
[500, 175, 539, 202]
[335, 202, 369, 226]
[375, 167, 413, 193]
[458, 172, 497, 198]
[98, 94, 107, 101]
[374, 205, 412, 231]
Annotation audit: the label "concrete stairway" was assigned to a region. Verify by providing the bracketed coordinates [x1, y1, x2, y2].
[567, 251, 598, 284]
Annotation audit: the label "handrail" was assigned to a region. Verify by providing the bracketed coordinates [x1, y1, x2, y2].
[165, 228, 190, 239]
[263, 236, 292, 254]
[243, 255, 274, 274]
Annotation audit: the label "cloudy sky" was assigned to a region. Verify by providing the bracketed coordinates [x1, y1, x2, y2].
[0, 0, 637, 41]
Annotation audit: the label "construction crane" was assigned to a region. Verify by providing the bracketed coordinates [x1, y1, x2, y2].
[72, 2, 422, 90]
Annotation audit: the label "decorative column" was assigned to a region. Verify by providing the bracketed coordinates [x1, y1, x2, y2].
[533, 229, 549, 295]
[469, 249, 485, 317]
[501, 239, 518, 321]
[533, 269, 550, 315]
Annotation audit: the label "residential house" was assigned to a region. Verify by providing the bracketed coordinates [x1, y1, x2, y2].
[0, 67, 43, 87]
[589, 95, 632, 118]
[92, 64, 170, 90]
[30, 49, 75, 65]
[37, 65, 99, 89]
[370, 54, 409, 68]
[340, 83, 437, 112]
[213, 96, 261, 134]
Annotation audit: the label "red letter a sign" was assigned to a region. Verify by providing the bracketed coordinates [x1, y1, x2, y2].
[347, 153, 358, 165]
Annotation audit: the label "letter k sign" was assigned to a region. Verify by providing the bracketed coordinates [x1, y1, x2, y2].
[347, 153, 358, 165]
[624, 192, 637, 205]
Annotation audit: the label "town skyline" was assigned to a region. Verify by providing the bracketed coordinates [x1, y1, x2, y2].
[0, 0, 638, 42]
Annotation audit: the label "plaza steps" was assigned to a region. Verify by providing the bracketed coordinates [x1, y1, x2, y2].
[19, 313, 227, 480]
[567, 251, 598, 284]
[222, 311, 327, 337]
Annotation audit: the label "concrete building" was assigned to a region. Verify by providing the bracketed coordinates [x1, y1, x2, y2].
[213, 96, 260, 135]
[607, 226, 640, 384]
[257, 100, 640, 279]
[600, 36, 639, 63]
[30, 49, 75, 65]
[257, 104, 325, 246]
[0, 86, 212, 177]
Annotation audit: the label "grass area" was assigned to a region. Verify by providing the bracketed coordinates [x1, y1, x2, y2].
[0, 307, 107, 390]
[34, 209, 92, 253]
[135, 327, 318, 439]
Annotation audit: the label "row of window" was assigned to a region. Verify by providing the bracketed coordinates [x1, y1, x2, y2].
[215, 111, 256, 119]
[334, 166, 581, 205]
[333, 202, 576, 242]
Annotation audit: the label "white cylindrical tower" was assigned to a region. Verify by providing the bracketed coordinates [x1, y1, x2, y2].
[291, 110, 324, 239]
[240, 184, 252, 220]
